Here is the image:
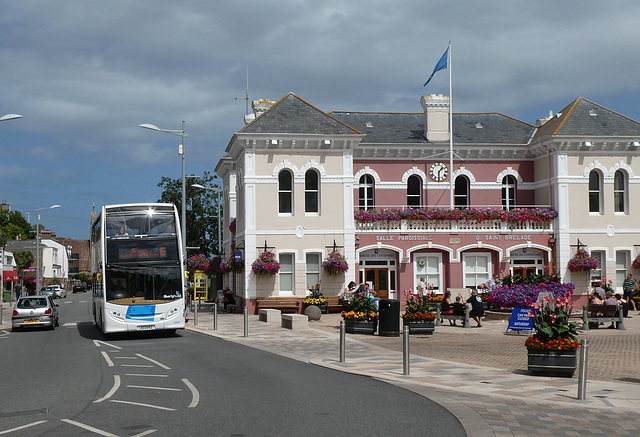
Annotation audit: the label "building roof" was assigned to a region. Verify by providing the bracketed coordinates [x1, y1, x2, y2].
[329, 111, 536, 145]
[239, 93, 361, 136]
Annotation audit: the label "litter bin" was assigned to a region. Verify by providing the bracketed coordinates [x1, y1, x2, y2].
[378, 299, 400, 336]
[3, 290, 11, 303]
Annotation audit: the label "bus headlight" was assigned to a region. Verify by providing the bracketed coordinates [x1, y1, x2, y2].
[108, 310, 125, 320]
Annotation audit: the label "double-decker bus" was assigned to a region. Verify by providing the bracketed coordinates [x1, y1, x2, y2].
[90, 203, 186, 334]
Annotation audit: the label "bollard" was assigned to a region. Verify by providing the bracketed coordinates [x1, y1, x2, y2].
[213, 303, 218, 330]
[0, 304, 3, 325]
[339, 320, 346, 362]
[578, 338, 588, 400]
[243, 306, 249, 337]
[194, 298, 199, 326]
[403, 324, 410, 375]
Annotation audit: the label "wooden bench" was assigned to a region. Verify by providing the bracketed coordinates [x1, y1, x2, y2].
[435, 303, 471, 328]
[325, 296, 344, 313]
[256, 297, 299, 313]
[582, 304, 625, 330]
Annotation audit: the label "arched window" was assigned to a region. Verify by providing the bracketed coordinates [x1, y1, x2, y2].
[278, 169, 293, 214]
[305, 169, 319, 213]
[614, 170, 627, 213]
[454, 176, 469, 208]
[407, 175, 422, 207]
[359, 174, 375, 210]
[501, 175, 517, 210]
[588, 170, 602, 213]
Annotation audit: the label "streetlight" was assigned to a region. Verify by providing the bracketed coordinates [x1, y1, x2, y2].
[140, 121, 187, 260]
[0, 114, 23, 122]
[35, 203, 60, 293]
[191, 184, 222, 256]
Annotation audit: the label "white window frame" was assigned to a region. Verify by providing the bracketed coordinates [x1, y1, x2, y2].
[359, 174, 375, 210]
[501, 175, 517, 211]
[414, 253, 442, 293]
[463, 252, 491, 288]
[278, 170, 293, 215]
[304, 169, 320, 214]
[588, 170, 602, 214]
[407, 174, 422, 208]
[614, 170, 628, 214]
[615, 251, 629, 290]
[305, 252, 321, 290]
[590, 250, 605, 281]
[279, 253, 294, 294]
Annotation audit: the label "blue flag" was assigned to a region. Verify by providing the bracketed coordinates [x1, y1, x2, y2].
[423, 47, 449, 87]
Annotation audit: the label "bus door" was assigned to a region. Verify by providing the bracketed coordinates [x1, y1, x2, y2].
[365, 268, 388, 300]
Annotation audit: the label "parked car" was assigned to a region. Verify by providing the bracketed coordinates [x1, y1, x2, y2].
[12, 296, 60, 331]
[73, 283, 86, 293]
[41, 285, 65, 299]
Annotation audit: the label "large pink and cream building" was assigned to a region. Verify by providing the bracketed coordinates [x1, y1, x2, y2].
[215, 93, 640, 311]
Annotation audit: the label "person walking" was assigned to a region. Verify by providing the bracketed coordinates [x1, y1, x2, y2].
[622, 273, 635, 314]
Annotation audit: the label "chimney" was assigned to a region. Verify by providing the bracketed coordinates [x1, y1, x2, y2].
[420, 94, 450, 142]
[244, 99, 276, 125]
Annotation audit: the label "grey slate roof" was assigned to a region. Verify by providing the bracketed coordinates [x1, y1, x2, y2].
[239, 93, 361, 136]
[329, 111, 536, 145]
[532, 97, 640, 141]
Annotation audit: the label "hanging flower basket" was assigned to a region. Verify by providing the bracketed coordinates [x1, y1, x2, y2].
[251, 251, 280, 276]
[229, 218, 236, 234]
[322, 250, 349, 277]
[632, 254, 640, 269]
[187, 254, 210, 273]
[224, 253, 243, 273]
[567, 249, 598, 272]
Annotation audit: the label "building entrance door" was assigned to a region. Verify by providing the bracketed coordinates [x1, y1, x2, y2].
[365, 268, 388, 300]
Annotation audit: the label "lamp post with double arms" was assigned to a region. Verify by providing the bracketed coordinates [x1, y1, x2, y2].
[140, 121, 188, 261]
[191, 184, 222, 256]
[35, 203, 60, 293]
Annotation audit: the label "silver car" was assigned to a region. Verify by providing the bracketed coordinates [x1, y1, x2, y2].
[41, 285, 66, 299]
[12, 296, 60, 331]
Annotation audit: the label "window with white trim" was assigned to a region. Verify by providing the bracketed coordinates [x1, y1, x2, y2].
[502, 175, 517, 210]
[305, 169, 319, 213]
[407, 175, 422, 207]
[305, 253, 320, 289]
[588, 170, 602, 213]
[463, 253, 491, 288]
[414, 254, 441, 293]
[454, 176, 469, 208]
[278, 170, 293, 214]
[359, 174, 375, 210]
[614, 170, 627, 214]
[279, 253, 294, 293]
[616, 251, 629, 289]
[590, 250, 605, 281]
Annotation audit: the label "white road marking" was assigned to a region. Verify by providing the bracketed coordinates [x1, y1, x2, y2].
[126, 374, 168, 378]
[136, 354, 171, 370]
[63, 322, 77, 327]
[114, 356, 138, 359]
[182, 378, 200, 408]
[0, 420, 47, 435]
[121, 364, 153, 368]
[100, 351, 115, 367]
[132, 430, 157, 437]
[94, 375, 120, 403]
[61, 419, 119, 436]
[93, 339, 122, 350]
[126, 385, 182, 391]
[109, 400, 176, 411]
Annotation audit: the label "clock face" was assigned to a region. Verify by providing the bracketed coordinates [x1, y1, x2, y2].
[429, 162, 448, 181]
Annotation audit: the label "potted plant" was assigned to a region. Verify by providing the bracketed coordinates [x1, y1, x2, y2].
[303, 280, 327, 312]
[525, 294, 581, 377]
[402, 290, 437, 334]
[341, 291, 378, 334]
[567, 249, 599, 272]
[251, 251, 280, 276]
[322, 251, 349, 277]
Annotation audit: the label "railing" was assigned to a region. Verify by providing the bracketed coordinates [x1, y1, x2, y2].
[356, 219, 553, 233]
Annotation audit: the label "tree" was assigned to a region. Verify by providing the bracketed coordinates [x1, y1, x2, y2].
[14, 251, 34, 269]
[0, 209, 34, 246]
[157, 170, 221, 257]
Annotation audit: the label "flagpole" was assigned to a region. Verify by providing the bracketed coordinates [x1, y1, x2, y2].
[448, 41, 454, 208]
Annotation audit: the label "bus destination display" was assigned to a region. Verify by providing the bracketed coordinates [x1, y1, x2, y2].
[118, 247, 167, 260]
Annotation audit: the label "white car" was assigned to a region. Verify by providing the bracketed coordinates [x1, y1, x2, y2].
[41, 285, 66, 299]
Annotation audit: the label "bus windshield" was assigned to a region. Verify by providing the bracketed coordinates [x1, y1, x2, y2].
[105, 265, 182, 302]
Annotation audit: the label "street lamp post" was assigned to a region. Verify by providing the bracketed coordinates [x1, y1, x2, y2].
[35, 203, 60, 293]
[140, 121, 187, 260]
[191, 184, 222, 256]
[0, 114, 23, 122]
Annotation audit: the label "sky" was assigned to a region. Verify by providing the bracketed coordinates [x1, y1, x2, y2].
[2, 1, 640, 240]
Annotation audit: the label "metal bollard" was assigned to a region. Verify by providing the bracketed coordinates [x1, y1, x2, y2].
[213, 303, 218, 330]
[194, 299, 199, 326]
[403, 324, 410, 375]
[0, 304, 3, 325]
[578, 338, 588, 400]
[339, 320, 346, 362]
[244, 306, 249, 337]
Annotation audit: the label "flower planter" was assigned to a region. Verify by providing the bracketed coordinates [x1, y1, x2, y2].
[404, 319, 435, 335]
[344, 319, 377, 335]
[527, 349, 578, 377]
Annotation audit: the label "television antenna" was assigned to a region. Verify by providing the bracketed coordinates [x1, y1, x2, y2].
[235, 66, 249, 115]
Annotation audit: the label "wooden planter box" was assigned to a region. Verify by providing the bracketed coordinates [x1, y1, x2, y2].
[527, 349, 578, 377]
[403, 318, 436, 335]
[344, 319, 377, 334]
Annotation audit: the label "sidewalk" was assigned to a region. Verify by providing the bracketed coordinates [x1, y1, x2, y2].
[185, 305, 640, 437]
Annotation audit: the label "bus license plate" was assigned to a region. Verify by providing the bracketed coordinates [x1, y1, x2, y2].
[137, 325, 156, 331]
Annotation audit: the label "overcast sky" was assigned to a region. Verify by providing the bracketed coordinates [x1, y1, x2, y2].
[2, 1, 639, 240]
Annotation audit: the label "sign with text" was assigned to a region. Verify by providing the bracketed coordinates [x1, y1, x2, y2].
[506, 307, 534, 334]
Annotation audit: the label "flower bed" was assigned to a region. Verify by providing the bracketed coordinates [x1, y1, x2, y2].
[524, 337, 581, 351]
[489, 282, 574, 308]
[354, 207, 557, 224]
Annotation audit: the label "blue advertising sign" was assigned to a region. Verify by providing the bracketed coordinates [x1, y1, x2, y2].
[506, 307, 534, 334]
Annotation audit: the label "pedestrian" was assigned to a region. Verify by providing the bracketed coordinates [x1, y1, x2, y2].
[416, 278, 427, 297]
[464, 289, 484, 327]
[15, 284, 22, 301]
[340, 281, 356, 310]
[622, 273, 635, 314]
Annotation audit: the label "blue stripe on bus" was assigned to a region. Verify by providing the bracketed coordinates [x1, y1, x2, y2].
[126, 305, 156, 321]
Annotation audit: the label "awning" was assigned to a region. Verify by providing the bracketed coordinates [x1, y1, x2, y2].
[3, 271, 19, 282]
